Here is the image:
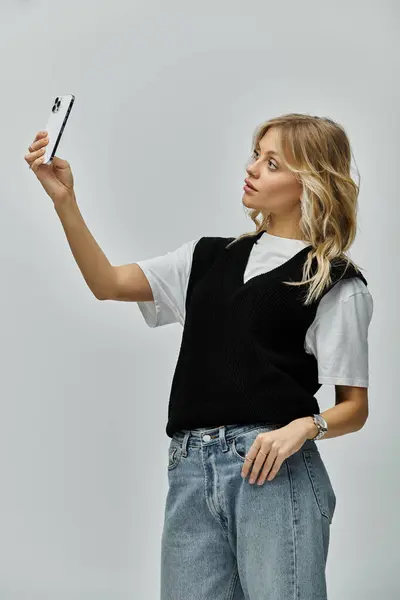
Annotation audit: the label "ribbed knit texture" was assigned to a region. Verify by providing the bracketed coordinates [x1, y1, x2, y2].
[165, 231, 368, 438]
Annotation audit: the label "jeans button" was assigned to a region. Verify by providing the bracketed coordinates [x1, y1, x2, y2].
[203, 434, 211, 442]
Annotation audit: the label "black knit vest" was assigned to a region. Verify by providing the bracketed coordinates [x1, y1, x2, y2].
[165, 231, 368, 438]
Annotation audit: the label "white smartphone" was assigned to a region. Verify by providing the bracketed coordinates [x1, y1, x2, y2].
[43, 94, 75, 164]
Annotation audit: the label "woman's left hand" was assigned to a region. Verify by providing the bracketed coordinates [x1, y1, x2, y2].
[241, 419, 312, 485]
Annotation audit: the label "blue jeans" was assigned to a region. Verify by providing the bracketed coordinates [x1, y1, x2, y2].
[161, 422, 336, 600]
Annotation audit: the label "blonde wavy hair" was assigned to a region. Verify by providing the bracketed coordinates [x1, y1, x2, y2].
[228, 112, 365, 306]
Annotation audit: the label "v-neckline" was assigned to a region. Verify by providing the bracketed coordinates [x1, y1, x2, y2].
[228, 231, 313, 287]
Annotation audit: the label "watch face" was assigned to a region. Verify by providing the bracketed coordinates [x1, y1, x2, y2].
[316, 415, 328, 430]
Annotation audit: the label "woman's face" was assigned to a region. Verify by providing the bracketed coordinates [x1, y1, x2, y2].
[242, 127, 303, 218]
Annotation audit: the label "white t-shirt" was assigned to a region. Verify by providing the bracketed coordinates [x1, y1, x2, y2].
[136, 232, 373, 388]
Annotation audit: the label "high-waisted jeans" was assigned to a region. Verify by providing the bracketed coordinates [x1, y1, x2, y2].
[160, 422, 336, 600]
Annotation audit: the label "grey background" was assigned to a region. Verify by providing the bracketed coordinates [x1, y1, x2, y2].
[0, 0, 398, 598]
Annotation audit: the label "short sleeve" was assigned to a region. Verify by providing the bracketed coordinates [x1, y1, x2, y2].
[305, 279, 374, 387]
[135, 239, 200, 328]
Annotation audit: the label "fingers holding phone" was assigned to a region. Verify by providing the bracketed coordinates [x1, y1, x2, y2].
[25, 94, 76, 207]
[26, 131, 48, 171]
[24, 131, 75, 207]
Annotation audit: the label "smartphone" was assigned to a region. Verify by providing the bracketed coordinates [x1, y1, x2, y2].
[43, 94, 75, 164]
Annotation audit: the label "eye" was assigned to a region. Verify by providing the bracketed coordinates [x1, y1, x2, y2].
[251, 151, 277, 171]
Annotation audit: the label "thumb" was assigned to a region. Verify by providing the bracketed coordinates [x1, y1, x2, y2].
[51, 156, 70, 170]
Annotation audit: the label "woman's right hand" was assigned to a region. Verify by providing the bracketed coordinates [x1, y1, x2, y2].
[24, 131, 75, 207]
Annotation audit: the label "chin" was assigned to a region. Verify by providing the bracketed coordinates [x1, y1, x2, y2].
[242, 194, 259, 208]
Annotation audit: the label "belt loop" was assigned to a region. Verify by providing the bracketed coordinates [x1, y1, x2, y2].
[181, 431, 190, 457]
[219, 426, 228, 452]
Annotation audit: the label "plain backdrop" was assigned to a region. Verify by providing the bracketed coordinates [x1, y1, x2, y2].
[0, 0, 398, 598]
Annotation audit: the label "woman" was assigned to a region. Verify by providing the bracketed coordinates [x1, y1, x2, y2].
[25, 112, 373, 600]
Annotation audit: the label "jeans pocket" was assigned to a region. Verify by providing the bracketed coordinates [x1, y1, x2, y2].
[302, 450, 336, 524]
[168, 441, 182, 471]
[231, 425, 281, 463]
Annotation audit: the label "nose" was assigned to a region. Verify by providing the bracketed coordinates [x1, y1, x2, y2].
[246, 162, 257, 177]
[246, 167, 257, 178]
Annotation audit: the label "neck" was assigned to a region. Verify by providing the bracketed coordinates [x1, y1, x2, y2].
[266, 208, 304, 241]
[266, 227, 305, 241]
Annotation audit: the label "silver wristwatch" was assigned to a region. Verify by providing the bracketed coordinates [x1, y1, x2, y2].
[311, 414, 328, 440]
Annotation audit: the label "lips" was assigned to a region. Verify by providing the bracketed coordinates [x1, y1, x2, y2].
[245, 178, 257, 191]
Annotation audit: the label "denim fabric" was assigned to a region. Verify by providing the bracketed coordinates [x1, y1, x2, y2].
[161, 422, 336, 600]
